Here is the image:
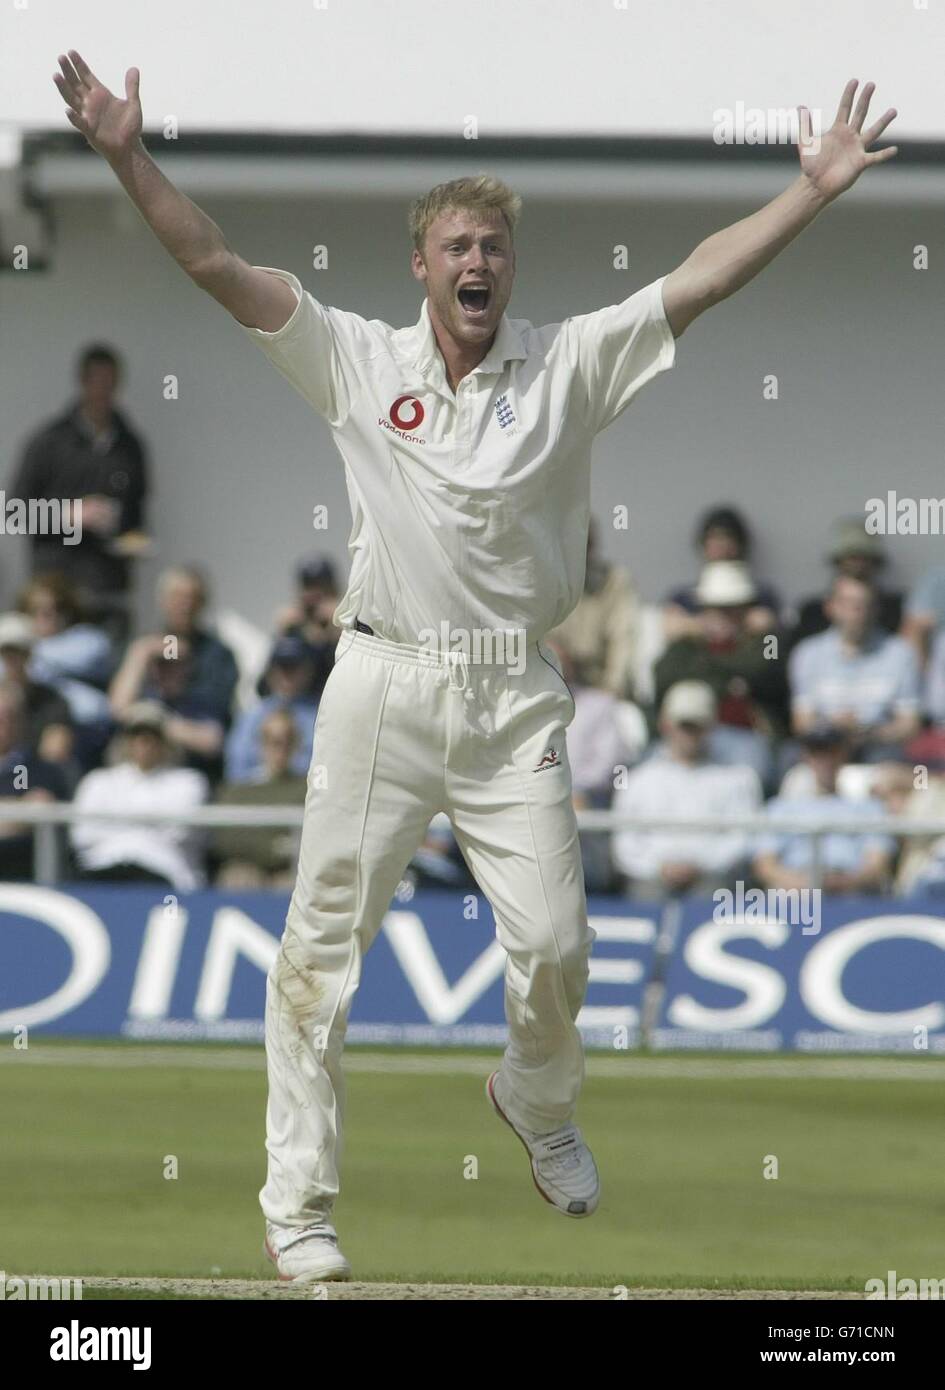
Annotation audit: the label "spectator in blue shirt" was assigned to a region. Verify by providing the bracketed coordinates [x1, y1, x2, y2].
[787, 517, 902, 652]
[111, 566, 238, 733]
[225, 635, 319, 783]
[788, 575, 920, 761]
[752, 727, 895, 893]
[20, 573, 114, 769]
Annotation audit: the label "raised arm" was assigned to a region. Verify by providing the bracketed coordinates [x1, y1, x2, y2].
[53, 50, 297, 331]
[661, 80, 898, 338]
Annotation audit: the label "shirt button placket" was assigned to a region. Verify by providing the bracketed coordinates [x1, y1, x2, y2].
[456, 379, 473, 468]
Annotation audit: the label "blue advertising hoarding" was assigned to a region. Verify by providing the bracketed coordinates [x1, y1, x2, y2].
[0, 884, 658, 1048]
[654, 896, 945, 1052]
[4, 884, 943, 1051]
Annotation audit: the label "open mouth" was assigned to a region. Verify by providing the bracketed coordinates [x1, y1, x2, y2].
[457, 284, 491, 319]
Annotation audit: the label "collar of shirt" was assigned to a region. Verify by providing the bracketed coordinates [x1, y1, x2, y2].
[826, 626, 884, 659]
[392, 297, 528, 397]
[72, 405, 119, 454]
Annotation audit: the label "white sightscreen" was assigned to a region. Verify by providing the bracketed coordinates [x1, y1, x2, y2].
[1, 0, 939, 141]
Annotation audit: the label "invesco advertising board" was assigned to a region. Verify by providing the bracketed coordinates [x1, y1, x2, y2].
[654, 897, 945, 1052]
[0, 885, 657, 1047]
[1, 885, 943, 1051]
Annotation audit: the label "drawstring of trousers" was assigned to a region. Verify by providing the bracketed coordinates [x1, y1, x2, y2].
[446, 650, 470, 692]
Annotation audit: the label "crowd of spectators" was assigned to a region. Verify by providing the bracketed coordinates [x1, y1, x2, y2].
[552, 505, 945, 899]
[0, 551, 341, 889]
[5, 345, 945, 897]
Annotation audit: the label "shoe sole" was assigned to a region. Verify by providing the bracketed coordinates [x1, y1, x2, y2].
[264, 1237, 352, 1284]
[485, 1071, 596, 1218]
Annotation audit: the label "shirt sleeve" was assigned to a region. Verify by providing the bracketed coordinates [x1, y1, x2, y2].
[69, 771, 108, 853]
[925, 630, 945, 722]
[905, 568, 945, 622]
[699, 768, 762, 874]
[858, 800, 897, 861]
[787, 638, 815, 713]
[890, 638, 921, 712]
[10, 430, 51, 501]
[118, 434, 148, 533]
[568, 277, 676, 436]
[753, 800, 788, 862]
[237, 267, 357, 429]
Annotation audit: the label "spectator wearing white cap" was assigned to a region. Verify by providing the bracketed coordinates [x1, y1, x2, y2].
[110, 632, 226, 784]
[70, 700, 208, 888]
[612, 680, 762, 897]
[654, 559, 788, 752]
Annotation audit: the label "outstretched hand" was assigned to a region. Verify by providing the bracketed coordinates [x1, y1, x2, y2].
[53, 49, 142, 161]
[798, 80, 897, 203]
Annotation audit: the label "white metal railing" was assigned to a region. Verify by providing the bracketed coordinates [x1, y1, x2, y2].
[2, 801, 944, 888]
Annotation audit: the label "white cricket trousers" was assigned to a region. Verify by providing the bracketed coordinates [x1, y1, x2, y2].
[260, 627, 593, 1229]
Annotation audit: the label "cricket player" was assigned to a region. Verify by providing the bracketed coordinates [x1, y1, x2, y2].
[54, 50, 897, 1282]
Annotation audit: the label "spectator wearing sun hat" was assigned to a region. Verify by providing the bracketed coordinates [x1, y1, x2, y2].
[788, 516, 902, 652]
[663, 504, 781, 644]
[654, 559, 789, 746]
[70, 700, 209, 888]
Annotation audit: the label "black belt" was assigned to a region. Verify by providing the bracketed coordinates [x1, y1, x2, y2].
[354, 618, 375, 636]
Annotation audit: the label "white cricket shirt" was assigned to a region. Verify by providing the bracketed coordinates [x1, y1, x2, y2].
[70, 762, 209, 890]
[240, 268, 675, 646]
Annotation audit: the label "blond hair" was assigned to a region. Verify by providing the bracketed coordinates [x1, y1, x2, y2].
[408, 174, 522, 255]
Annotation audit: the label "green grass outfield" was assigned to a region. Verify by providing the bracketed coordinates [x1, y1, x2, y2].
[2, 1042, 942, 1292]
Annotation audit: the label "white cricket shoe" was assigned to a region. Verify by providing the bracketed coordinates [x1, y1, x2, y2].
[486, 1070, 600, 1218]
[264, 1221, 352, 1283]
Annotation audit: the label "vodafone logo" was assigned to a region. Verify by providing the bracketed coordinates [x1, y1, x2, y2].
[389, 396, 425, 431]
